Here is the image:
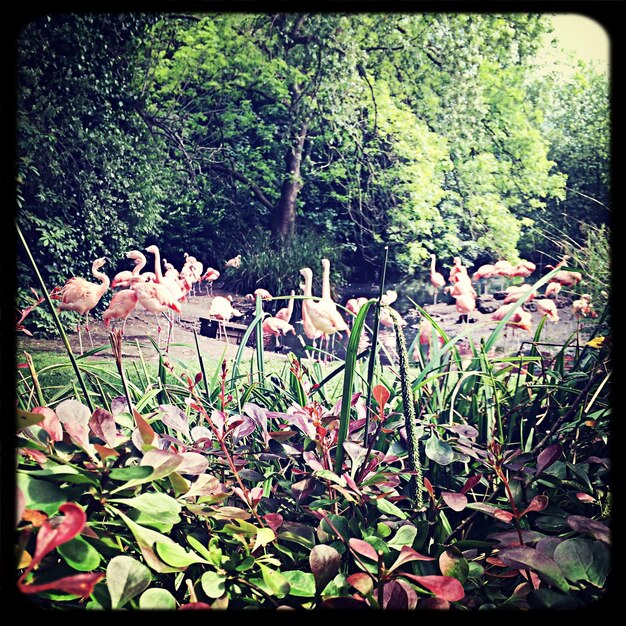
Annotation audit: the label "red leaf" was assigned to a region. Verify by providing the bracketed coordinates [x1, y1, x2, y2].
[263, 513, 284, 533]
[89, 408, 120, 448]
[348, 538, 379, 561]
[94, 444, 119, 459]
[347, 572, 373, 596]
[423, 477, 435, 499]
[194, 372, 203, 385]
[441, 492, 468, 512]
[388, 545, 434, 573]
[400, 574, 465, 602]
[18, 572, 104, 598]
[32, 407, 63, 442]
[133, 408, 157, 446]
[535, 444, 562, 475]
[179, 602, 212, 610]
[372, 384, 390, 410]
[519, 495, 548, 517]
[576, 492, 596, 503]
[23, 503, 86, 574]
[460, 474, 482, 495]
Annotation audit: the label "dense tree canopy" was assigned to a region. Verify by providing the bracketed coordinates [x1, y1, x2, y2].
[14, 11, 610, 317]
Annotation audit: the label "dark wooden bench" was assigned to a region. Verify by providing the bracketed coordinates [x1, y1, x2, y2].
[199, 317, 249, 345]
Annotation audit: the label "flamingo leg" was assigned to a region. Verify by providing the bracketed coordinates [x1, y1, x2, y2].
[85, 313, 95, 349]
[77, 320, 84, 355]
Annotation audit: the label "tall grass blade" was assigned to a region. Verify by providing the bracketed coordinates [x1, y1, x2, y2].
[364, 246, 388, 444]
[16, 222, 94, 411]
[333, 299, 375, 474]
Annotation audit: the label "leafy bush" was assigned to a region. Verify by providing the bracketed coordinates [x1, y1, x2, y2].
[15, 277, 611, 610]
[220, 229, 348, 298]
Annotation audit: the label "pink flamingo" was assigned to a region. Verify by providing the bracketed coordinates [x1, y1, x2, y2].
[413, 317, 444, 361]
[225, 254, 242, 269]
[262, 315, 296, 348]
[502, 284, 537, 305]
[209, 295, 242, 342]
[544, 281, 562, 298]
[430, 254, 446, 304]
[201, 267, 220, 295]
[449, 257, 469, 284]
[510, 260, 536, 279]
[103, 277, 144, 334]
[454, 292, 476, 325]
[52, 256, 110, 354]
[111, 250, 147, 289]
[534, 298, 559, 323]
[275, 290, 295, 323]
[299, 267, 349, 362]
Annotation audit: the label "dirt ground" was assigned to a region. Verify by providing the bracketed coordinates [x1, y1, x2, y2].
[15, 284, 598, 368]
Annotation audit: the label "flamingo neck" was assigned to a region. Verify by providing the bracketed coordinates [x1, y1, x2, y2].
[151, 248, 164, 282]
[133, 254, 147, 276]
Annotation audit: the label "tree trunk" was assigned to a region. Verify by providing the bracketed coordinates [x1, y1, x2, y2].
[272, 122, 308, 240]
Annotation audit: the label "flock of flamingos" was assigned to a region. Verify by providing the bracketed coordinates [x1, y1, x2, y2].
[49, 244, 597, 359]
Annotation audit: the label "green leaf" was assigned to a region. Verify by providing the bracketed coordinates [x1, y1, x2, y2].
[387, 524, 418, 549]
[186, 535, 214, 562]
[425, 434, 455, 466]
[57, 535, 101, 572]
[282, 571, 316, 597]
[252, 527, 276, 552]
[154, 541, 210, 567]
[139, 587, 177, 610]
[113, 509, 185, 573]
[553, 538, 609, 587]
[375, 497, 407, 519]
[106, 555, 152, 609]
[438, 550, 469, 584]
[16, 473, 66, 515]
[109, 466, 153, 482]
[110, 493, 182, 532]
[259, 563, 290, 598]
[201, 571, 227, 599]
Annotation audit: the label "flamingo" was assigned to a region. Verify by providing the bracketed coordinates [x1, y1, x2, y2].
[472, 263, 497, 294]
[209, 295, 241, 342]
[454, 292, 476, 325]
[181, 253, 204, 295]
[502, 284, 537, 305]
[493, 259, 515, 290]
[111, 250, 147, 289]
[413, 316, 444, 361]
[225, 254, 242, 269]
[321, 258, 342, 354]
[103, 276, 145, 334]
[430, 254, 446, 304]
[445, 274, 477, 299]
[145, 245, 188, 305]
[246, 288, 273, 302]
[201, 267, 220, 295]
[572, 294, 596, 320]
[510, 260, 536, 279]
[275, 290, 295, 323]
[52, 256, 110, 354]
[534, 298, 559, 323]
[449, 257, 469, 284]
[491, 303, 533, 351]
[345, 296, 368, 326]
[379, 305, 407, 330]
[262, 315, 296, 348]
[298, 281, 324, 357]
[131, 277, 181, 351]
[544, 281, 562, 299]
[546, 255, 583, 288]
[299, 267, 349, 362]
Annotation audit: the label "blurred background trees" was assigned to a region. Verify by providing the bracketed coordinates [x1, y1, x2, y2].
[14, 11, 610, 332]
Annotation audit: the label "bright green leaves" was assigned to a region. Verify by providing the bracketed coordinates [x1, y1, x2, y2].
[106, 555, 151, 609]
[58, 535, 101, 572]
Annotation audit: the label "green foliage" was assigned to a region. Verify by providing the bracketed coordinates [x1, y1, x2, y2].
[15, 267, 611, 609]
[220, 229, 346, 298]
